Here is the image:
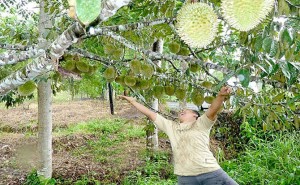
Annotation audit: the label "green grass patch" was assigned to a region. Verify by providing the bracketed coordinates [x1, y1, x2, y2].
[221, 131, 300, 185]
[122, 150, 177, 185]
[54, 118, 146, 164]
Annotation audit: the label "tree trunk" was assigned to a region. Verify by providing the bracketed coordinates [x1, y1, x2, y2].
[37, 0, 53, 178]
[37, 80, 53, 178]
[108, 82, 114, 115]
[146, 39, 164, 150]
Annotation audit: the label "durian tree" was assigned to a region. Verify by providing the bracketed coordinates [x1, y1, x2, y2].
[0, 0, 300, 178]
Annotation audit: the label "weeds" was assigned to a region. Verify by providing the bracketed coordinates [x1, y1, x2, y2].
[221, 131, 300, 185]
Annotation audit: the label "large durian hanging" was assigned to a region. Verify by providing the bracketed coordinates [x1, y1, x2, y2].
[176, 2, 218, 48]
[221, 0, 275, 31]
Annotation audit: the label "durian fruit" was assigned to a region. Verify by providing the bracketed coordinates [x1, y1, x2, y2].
[201, 81, 213, 89]
[17, 80, 36, 96]
[111, 49, 123, 60]
[177, 47, 190, 56]
[130, 60, 142, 75]
[176, 2, 218, 48]
[190, 62, 200, 72]
[103, 66, 116, 82]
[221, 0, 275, 31]
[168, 42, 181, 54]
[175, 88, 186, 100]
[141, 63, 154, 78]
[63, 60, 76, 71]
[191, 90, 204, 106]
[165, 85, 175, 96]
[76, 61, 89, 73]
[88, 65, 97, 74]
[115, 75, 125, 85]
[124, 76, 137, 87]
[153, 85, 165, 99]
[139, 79, 150, 90]
[204, 96, 214, 104]
[103, 44, 115, 55]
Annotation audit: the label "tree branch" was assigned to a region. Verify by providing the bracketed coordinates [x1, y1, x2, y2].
[0, 43, 33, 51]
[0, 49, 44, 66]
[0, 22, 85, 96]
[66, 47, 111, 67]
[95, 17, 175, 33]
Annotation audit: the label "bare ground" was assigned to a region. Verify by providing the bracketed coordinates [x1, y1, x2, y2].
[0, 99, 151, 185]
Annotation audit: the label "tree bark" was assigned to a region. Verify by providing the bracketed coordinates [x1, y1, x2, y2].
[37, 0, 53, 178]
[37, 79, 53, 178]
[147, 39, 164, 150]
[108, 82, 114, 115]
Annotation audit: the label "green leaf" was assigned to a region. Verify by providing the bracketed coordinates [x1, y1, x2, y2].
[254, 35, 263, 51]
[278, 0, 291, 15]
[237, 69, 250, 87]
[273, 92, 285, 102]
[76, 0, 102, 26]
[281, 28, 293, 47]
[262, 37, 272, 53]
[269, 40, 279, 57]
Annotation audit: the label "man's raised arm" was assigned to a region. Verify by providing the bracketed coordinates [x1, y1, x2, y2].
[119, 95, 157, 121]
[206, 86, 232, 121]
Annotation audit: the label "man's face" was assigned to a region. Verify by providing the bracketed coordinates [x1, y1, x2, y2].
[178, 109, 198, 123]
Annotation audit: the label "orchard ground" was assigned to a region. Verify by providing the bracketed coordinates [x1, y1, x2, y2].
[0, 92, 178, 184]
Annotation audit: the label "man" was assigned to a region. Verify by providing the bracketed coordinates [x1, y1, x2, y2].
[119, 86, 238, 185]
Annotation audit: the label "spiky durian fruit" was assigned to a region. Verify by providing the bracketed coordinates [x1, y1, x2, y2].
[124, 76, 137, 87]
[103, 66, 116, 81]
[115, 75, 125, 85]
[221, 0, 275, 31]
[190, 62, 200, 72]
[176, 2, 218, 48]
[76, 61, 89, 73]
[153, 85, 165, 99]
[204, 96, 214, 104]
[141, 64, 154, 78]
[130, 60, 142, 75]
[177, 47, 190, 56]
[63, 60, 76, 71]
[175, 88, 186, 100]
[191, 90, 204, 106]
[168, 42, 181, 54]
[139, 79, 150, 90]
[201, 81, 213, 89]
[165, 85, 175, 96]
[17, 80, 36, 96]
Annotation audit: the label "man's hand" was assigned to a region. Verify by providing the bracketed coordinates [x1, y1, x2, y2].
[218, 86, 232, 97]
[118, 95, 136, 103]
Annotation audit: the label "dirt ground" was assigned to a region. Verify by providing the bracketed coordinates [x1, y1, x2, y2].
[0, 99, 150, 185]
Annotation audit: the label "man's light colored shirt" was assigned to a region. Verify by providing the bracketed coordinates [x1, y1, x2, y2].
[154, 113, 221, 176]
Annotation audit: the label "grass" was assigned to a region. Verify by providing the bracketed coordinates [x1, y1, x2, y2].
[221, 131, 300, 185]
[54, 118, 146, 163]
[122, 150, 176, 185]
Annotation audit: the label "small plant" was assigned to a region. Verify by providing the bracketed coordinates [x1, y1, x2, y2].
[24, 170, 56, 185]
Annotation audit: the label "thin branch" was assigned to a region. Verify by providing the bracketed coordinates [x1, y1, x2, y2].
[67, 47, 111, 66]
[96, 17, 176, 33]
